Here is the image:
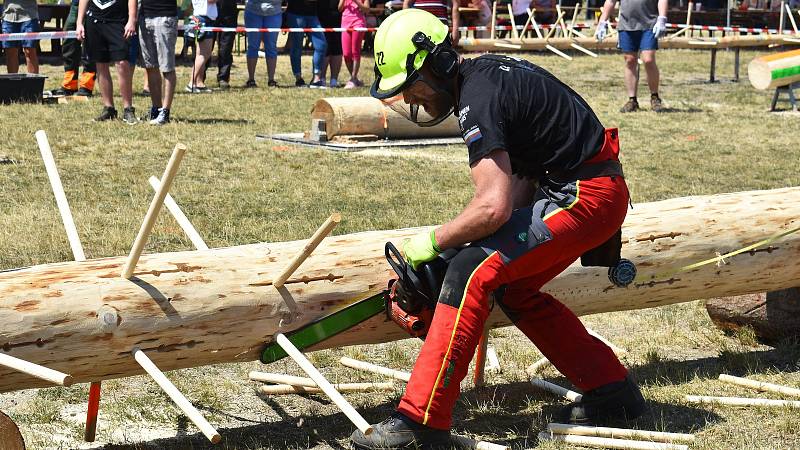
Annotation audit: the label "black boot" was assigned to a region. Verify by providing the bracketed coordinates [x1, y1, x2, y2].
[559, 375, 646, 425]
[350, 412, 452, 450]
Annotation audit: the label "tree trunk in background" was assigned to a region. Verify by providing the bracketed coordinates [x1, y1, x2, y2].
[705, 288, 800, 345]
[1, 186, 800, 393]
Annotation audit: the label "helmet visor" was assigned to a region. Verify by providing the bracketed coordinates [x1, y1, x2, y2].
[380, 77, 455, 127]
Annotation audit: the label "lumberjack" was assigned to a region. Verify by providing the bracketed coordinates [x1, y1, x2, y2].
[352, 8, 647, 449]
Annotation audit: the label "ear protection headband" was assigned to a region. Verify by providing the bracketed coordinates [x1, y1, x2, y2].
[410, 31, 459, 80]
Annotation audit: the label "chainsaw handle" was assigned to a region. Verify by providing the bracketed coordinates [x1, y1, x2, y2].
[385, 242, 407, 279]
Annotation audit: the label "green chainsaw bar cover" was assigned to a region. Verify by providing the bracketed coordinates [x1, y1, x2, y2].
[260, 292, 386, 364]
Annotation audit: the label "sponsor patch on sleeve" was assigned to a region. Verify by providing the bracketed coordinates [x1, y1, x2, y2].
[463, 125, 483, 145]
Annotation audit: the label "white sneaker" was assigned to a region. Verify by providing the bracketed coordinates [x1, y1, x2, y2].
[149, 108, 170, 125]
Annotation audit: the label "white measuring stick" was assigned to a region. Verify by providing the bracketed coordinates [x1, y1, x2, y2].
[276, 334, 373, 435]
[35, 130, 85, 261]
[148, 176, 208, 250]
[719, 374, 800, 397]
[530, 378, 582, 401]
[340, 357, 412, 382]
[0, 352, 73, 386]
[132, 348, 221, 443]
[547, 423, 695, 443]
[686, 395, 800, 408]
[538, 432, 689, 450]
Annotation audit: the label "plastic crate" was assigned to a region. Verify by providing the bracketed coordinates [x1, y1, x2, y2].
[0, 74, 47, 104]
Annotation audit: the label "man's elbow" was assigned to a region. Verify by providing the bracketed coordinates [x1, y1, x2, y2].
[485, 203, 512, 229]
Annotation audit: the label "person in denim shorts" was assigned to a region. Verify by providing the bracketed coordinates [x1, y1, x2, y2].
[139, 0, 178, 124]
[2, 0, 40, 73]
[596, 0, 668, 112]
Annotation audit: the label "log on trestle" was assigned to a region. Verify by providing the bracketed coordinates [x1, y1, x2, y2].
[1, 186, 800, 393]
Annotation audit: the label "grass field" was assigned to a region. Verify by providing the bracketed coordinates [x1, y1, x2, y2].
[1, 45, 799, 449]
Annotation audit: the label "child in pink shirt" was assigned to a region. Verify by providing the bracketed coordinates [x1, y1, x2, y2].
[339, 0, 369, 88]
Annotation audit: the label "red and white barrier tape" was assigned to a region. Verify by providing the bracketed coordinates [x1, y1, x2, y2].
[0, 22, 589, 42]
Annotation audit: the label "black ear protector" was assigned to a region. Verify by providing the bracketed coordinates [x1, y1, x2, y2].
[411, 31, 459, 80]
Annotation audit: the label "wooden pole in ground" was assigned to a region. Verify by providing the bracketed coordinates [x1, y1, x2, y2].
[272, 213, 341, 288]
[530, 378, 582, 401]
[780, 1, 786, 34]
[538, 432, 689, 450]
[786, 3, 799, 33]
[528, 8, 574, 60]
[35, 130, 85, 261]
[121, 143, 187, 279]
[685, 395, 800, 408]
[258, 382, 394, 395]
[490, 1, 497, 39]
[276, 334, 373, 435]
[586, 327, 627, 354]
[670, 3, 693, 39]
[340, 357, 412, 382]
[35, 130, 103, 442]
[133, 348, 222, 443]
[718, 374, 800, 397]
[526, 357, 553, 376]
[473, 327, 490, 386]
[507, 4, 519, 39]
[547, 423, 695, 444]
[520, 7, 536, 41]
[148, 176, 208, 251]
[0, 353, 73, 386]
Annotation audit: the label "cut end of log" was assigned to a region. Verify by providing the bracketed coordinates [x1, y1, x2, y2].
[363, 426, 374, 436]
[210, 433, 222, 444]
[62, 375, 74, 387]
[330, 213, 342, 224]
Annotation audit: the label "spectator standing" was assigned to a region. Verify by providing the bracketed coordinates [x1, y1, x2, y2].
[403, 0, 448, 24]
[339, 0, 367, 88]
[76, 0, 138, 123]
[451, 0, 491, 44]
[214, 0, 237, 89]
[244, 0, 282, 87]
[286, 0, 327, 87]
[2, 0, 40, 74]
[596, 0, 667, 112]
[54, 0, 96, 96]
[318, 0, 343, 87]
[186, 0, 217, 92]
[139, 0, 178, 124]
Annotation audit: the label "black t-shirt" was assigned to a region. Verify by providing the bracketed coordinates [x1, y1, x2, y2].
[216, 0, 239, 18]
[456, 55, 606, 180]
[287, 0, 317, 16]
[87, 0, 129, 22]
[141, 0, 178, 19]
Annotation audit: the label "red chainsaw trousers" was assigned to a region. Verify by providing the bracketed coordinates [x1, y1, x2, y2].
[397, 129, 630, 430]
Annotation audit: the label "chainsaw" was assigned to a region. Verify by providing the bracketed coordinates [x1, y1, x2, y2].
[260, 241, 453, 364]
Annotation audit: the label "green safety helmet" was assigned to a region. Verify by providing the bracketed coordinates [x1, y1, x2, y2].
[370, 9, 451, 100]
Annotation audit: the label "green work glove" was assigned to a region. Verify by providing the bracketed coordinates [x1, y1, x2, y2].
[401, 230, 442, 270]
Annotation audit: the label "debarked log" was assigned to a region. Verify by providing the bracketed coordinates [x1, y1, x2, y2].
[1, 186, 800, 393]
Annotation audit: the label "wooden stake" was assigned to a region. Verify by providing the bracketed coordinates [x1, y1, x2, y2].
[35, 130, 85, 261]
[0, 353, 73, 386]
[526, 357, 553, 376]
[148, 176, 208, 251]
[340, 357, 412, 382]
[670, 3, 693, 39]
[520, 7, 536, 41]
[547, 423, 695, 444]
[493, 42, 523, 49]
[586, 327, 627, 354]
[538, 432, 689, 450]
[121, 143, 187, 279]
[786, 3, 799, 33]
[530, 378, 582, 401]
[272, 213, 341, 288]
[250, 371, 318, 387]
[546, 44, 574, 60]
[507, 4, 519, 39]
[685, 395, 800, 408]
[545, 10, 566, 39]
[133, 348, 221, 443]
[528, 8, 544, 39]
[276, 334, 373, 435]
[779, 1, 786, 34]
[258, 382, 394, 395]
[486, 346, 500, 371]
[490, 1, 497, 40]
[718, 374, 800, 397]
[571, 43, 599, 57]
[473, 328, 490, 386]
[451, 434, 510, 449]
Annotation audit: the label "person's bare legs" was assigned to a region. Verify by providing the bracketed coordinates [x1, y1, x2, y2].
[145, 67, 162, 108]
[641, 49, 659, 95]
[247, 57, 258, 81]
[191, 39, 213, 88]
[162, 70, 175, 109]
[96, 62, 114, 107]
[623, 52, 639, 98]
[116, 60, 132, 109]
[23, 47, 39, 73]
[6, 48, 20, 73]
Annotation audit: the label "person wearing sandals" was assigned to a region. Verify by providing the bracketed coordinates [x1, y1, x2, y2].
[339, 0, 367, 88]
[244, 0, 282, 87]
[186, 0, 217, 92]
